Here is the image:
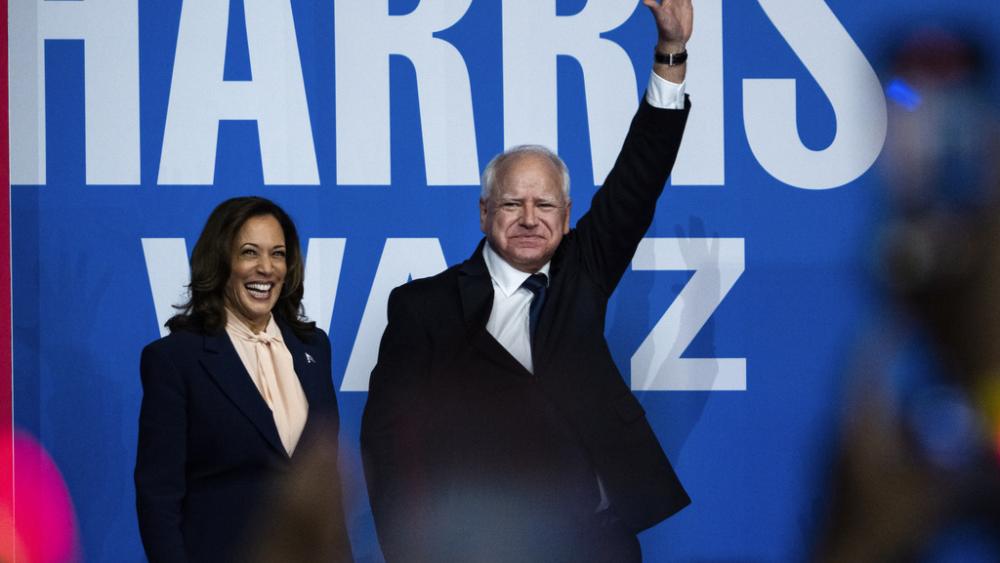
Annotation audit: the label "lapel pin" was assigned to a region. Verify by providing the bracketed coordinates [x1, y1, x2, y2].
[304, 352, 316, 364]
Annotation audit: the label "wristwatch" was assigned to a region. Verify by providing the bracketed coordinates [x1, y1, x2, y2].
[654, 49, 688, 66]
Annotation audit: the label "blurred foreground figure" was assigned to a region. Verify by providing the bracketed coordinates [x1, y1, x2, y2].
[815, 25, 1000, 562]
[245, 425, 352, 563]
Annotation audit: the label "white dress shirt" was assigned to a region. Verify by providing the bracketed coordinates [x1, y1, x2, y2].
[483, 243, 551, 373]
[647, 71, 687, 109]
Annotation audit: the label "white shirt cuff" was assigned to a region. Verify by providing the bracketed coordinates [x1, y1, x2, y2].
[645, 71, 686, 109]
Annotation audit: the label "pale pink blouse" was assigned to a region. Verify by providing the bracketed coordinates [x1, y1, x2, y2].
[225, 310, 309, 455]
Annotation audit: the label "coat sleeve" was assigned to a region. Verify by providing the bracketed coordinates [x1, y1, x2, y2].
[360, 287, 434, 562]
[135, 342, 189, 563]
[315, 329, 356, 563]
[572, 97, 691, 294]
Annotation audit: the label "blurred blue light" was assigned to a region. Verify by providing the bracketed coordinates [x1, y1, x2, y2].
[887, 78, 922, 111]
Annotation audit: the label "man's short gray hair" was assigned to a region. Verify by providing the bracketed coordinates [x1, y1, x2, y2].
[480, 145, 571, 202]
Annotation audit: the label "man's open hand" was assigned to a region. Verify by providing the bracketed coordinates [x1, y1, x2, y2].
[643, 0, 693, 53]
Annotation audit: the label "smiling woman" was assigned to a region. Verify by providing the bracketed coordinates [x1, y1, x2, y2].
[134, 197, 352, 562]
[163, 197, 309, 338]
[225, 215, 288, 333]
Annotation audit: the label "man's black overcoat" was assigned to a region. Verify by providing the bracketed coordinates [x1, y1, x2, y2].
[362, 98, 692, 562]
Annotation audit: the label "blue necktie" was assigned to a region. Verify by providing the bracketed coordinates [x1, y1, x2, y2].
[522, 273, 548, 341]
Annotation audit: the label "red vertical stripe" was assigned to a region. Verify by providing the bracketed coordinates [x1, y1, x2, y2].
[0, 0, 14, 559]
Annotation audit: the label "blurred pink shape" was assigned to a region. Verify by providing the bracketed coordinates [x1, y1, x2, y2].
[0, 430, 79, 563]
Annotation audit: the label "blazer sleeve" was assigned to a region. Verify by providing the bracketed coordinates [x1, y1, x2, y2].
[308, 328, 340, 424]
[315, 329, 356, 563]
[135, 342, 189, 563]
[572, 96, 691, 294]
[360, 287, 434, 562]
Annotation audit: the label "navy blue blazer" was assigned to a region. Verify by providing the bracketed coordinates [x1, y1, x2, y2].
[135, 316, 349, 562]
[362, 99, 692, 562]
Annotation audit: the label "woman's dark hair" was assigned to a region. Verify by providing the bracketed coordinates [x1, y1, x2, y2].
[166, 196, 316, 337]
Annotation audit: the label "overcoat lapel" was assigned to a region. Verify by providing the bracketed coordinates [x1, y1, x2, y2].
[528, 243, 567, 374]
[199, 330, 287, 457]
[279, 320, 325, 412]
[457, 240, 533, 377]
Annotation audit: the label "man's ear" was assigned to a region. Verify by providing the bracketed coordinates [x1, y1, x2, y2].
[562, 200, 572, 234]
[480, 199, 489, 234]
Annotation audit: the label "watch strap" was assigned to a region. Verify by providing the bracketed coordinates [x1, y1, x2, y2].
[654, 49, 688, 66]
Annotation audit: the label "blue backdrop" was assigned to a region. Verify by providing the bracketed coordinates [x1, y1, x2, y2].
[9, 0, 1000, 560]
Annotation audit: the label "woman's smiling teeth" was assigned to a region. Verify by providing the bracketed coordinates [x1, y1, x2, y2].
[245, 282, 274, 299]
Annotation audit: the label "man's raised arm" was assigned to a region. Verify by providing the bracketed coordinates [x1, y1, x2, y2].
[646, 0, 692, 85]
